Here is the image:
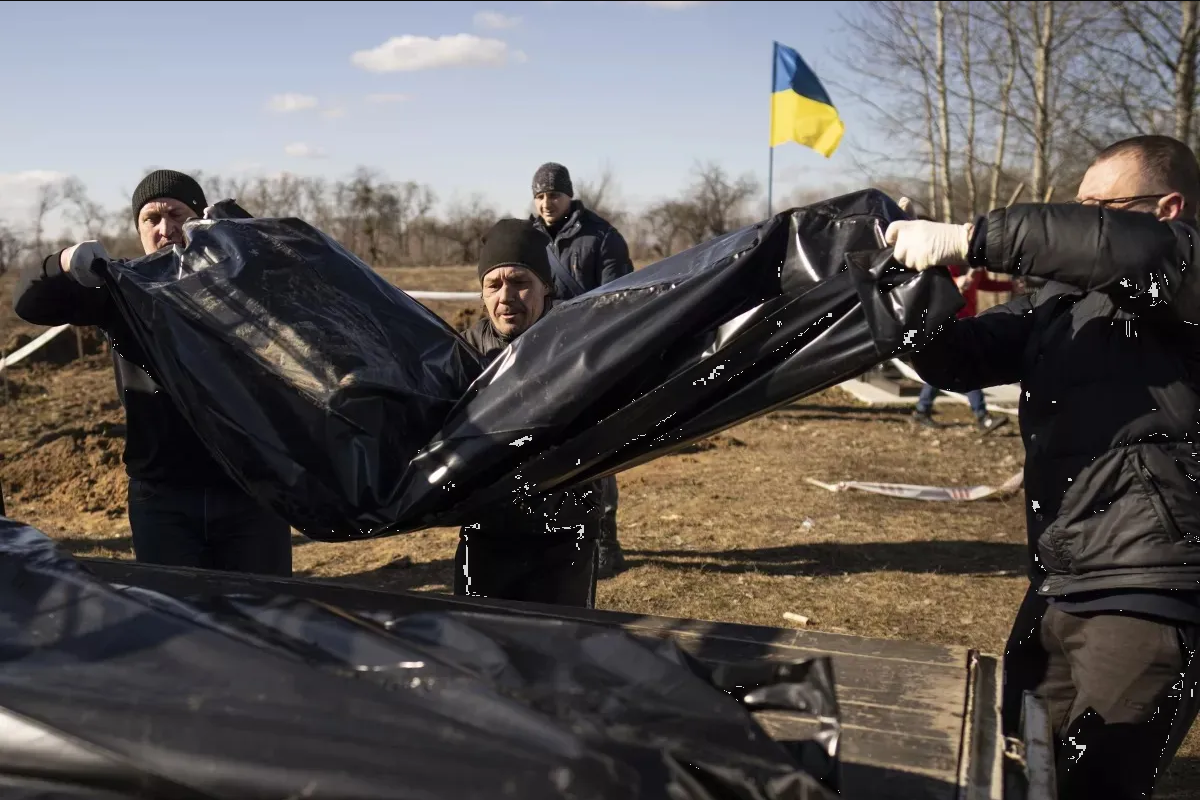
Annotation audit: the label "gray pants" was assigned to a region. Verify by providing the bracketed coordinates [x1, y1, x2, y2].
[1002, 585, 1200, 800]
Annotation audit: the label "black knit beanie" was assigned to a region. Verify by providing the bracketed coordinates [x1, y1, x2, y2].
[531, 162, 573, 197]
[131, 169, 208, 222]
[478, 218, 554, 288]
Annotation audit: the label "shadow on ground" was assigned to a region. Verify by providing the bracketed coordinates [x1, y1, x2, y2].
[623, 540, 1027, 578]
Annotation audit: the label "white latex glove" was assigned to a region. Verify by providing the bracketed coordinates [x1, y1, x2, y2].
[884, 220, 973, 271]
[59, 240, 110, 288]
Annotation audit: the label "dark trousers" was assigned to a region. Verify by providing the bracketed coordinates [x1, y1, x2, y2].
[599, 475, 620, 547]
[127, 479, 293, 577]
[453, 531, 599, 609]
[1003, 585, 1200, 800]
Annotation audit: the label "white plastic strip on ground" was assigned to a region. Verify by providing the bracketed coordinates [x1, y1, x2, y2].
[0, 325, 70, 373]
[0, 289, 479, 374]
[805, 470, 1024, 502]
[888, 358, 1020, 417]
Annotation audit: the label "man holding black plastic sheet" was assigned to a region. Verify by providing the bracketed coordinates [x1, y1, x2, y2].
[11, 170, 293, 577]
[886, 134, 1200, 800]
[529, 162, 635, 579]
[456, 217, 603, 608]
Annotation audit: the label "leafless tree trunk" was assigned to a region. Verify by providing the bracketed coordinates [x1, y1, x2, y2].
[30, 182, 62, 255]
[955, 2, 979, 218]
[988, 3, 1020, 210]
[935, 1, 955, 221]
[1176, 1, 1200, 141]
[61, 178, 108, 239]
[1028, 1, 1055, 202]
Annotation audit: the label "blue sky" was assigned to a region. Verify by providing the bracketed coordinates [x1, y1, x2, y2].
[0, 0, 884, 233]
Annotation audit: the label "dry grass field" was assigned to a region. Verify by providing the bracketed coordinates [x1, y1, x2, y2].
[1, 265, 1196, 797]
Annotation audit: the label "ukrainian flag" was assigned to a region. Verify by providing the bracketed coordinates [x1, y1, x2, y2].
[769, 42, 845, 158]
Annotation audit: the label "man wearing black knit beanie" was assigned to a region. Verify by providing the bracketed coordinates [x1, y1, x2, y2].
[529, 161, 635, 579]
[12, 169, 294, 577]
[455, 218, 603, 608]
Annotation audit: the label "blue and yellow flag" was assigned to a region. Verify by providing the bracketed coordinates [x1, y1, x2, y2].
[769, 42, 845, 158]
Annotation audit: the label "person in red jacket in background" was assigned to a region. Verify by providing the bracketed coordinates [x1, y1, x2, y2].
[898, 198, 1010, 433]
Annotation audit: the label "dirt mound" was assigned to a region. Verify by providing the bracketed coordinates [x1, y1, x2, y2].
[676, 434, 747, 454]
[1, 421, 128, 518]
[3, 327, 107, 368]
[0, 373, 48, 404]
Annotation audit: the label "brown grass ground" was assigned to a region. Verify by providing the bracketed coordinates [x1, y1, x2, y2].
[1, 266, 1196, 797]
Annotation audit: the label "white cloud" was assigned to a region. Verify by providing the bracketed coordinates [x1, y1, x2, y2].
[0, 170, 70, 220]
[322, 107, 348, 119]
[624, 0, 713, 7]
[283, 143, 327, 159]
[366, 93, 412, 104]
[350, 34, 524, 72]
[267, 93, 320, 113]
[0, 170, 69, 190]
[473, 10, 521, 29]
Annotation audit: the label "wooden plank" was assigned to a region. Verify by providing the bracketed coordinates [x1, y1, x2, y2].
[756, 714, 961, 800]
[81, 558, 968, 665]
[958, 651, 1005, 800]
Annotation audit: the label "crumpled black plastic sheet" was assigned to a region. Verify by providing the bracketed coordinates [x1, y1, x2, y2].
[98, 190, 962, 539]
[98, 202, 483, 538]
[379, 189, 964, 536]
[0, 516, 842, 799]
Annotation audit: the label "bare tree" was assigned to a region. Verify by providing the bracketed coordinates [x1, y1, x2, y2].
[0, 222, 25, 276]
[29, 181, 63, 255]
[1076, 1, 1200, 148]
[832, 2, 942, 209]
[443, 194, 498, 264]
[643, 200, 700, 258]
[61, 177, 109, 239]
[683, 162, 760, 240]
[935, 1, 955, 221]
[954, 2, 980, 217]
[576, 162, 625, 226]
[985, 1, 1020, 210]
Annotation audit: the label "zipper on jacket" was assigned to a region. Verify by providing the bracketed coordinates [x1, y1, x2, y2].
[1135, 454, 1185, 542]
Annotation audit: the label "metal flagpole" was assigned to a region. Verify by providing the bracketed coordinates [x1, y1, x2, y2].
[767, 42, 776, 219]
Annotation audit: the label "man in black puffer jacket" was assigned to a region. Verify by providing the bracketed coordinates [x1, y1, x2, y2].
[456, 217, 603, 609]
[886, 135, 1200, 800]
[528, 162, 636, 580]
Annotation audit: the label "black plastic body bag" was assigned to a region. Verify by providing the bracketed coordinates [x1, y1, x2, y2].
[98, 190, 963, 540]
[0, 516, 842, 800]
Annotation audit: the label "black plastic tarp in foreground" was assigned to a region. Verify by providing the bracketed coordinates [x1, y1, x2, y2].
[99, 190, 962, 539]
[0, 516, 841, 800]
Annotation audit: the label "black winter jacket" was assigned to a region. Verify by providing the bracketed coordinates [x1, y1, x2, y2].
[912, 204, 1200, 597]
[12, 251, 237, 489]
[531, 201, 634, 297]
[459, 314, 603, 541]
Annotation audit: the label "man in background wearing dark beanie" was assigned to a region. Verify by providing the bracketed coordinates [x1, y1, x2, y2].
[529, 161, 635, 579]
[455, 218, 603, 608]
[12, 169, 294, 577]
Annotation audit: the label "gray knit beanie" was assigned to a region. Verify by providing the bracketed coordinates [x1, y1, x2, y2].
[531, 163, 573, 197]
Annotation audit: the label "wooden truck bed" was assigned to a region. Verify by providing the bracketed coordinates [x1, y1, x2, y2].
[80, 558, 1052, 800]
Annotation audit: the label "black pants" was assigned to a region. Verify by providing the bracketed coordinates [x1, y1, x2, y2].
[1003, 585, 1200, 800]
[453, 531, 599, 609]
[127, 479, 293, 577]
